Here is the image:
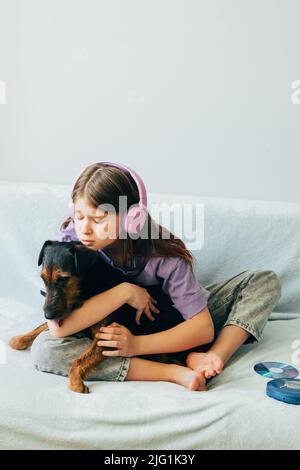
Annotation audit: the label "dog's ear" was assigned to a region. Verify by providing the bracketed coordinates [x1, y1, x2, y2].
[38, 240, 55, 266]
[68, 244, 99, 278]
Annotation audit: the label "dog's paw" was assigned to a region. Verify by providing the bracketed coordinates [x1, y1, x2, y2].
[69, 382, 90, 394]
[9, 335, 31, 350]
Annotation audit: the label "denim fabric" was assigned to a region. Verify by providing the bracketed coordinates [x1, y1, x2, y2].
[30, 269, 281, 381]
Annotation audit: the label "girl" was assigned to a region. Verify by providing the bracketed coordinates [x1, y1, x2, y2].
[31, 162, 281, 392]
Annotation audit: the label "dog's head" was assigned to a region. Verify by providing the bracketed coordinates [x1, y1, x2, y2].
[38, 240, 99, 321]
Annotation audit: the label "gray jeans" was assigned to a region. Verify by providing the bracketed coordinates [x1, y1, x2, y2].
[30, 269, 281, 382]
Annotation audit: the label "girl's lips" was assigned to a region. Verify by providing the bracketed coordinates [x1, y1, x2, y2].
[82, 240, 94, 244]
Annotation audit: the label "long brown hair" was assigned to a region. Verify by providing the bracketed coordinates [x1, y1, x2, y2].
[60, 163, 195, 271]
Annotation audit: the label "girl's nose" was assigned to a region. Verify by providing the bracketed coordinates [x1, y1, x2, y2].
[82, 220, 93, 233]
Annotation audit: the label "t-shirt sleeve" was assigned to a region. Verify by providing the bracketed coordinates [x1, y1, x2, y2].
[157, 257, 211, 320]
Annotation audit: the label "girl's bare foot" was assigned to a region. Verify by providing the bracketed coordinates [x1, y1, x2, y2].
[169, 364, 207, 391]
[186, 351, 224, 379]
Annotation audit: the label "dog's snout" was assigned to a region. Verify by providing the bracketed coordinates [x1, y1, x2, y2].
[44, 311, 61, 320]
[43, 305, 63, 320]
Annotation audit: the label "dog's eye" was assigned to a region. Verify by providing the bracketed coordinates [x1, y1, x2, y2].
[56, 277, 70, 285]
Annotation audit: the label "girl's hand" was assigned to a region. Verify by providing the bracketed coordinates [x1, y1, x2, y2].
[96, 322, 139, 357]
[125, 283, 160, 325]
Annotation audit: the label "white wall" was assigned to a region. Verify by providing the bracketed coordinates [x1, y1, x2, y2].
[0, 0, 299, 203]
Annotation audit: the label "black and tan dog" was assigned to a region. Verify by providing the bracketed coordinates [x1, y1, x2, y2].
[9, 240, 186, 393]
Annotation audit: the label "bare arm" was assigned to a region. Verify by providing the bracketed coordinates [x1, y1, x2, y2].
[48, 282, 130, 338]
[134, 307, 214, 355]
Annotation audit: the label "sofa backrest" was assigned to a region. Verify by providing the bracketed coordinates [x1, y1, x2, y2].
[0, 181, 299, 314]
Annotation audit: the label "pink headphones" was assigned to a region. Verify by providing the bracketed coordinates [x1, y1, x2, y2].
[67, 161, 148, 234]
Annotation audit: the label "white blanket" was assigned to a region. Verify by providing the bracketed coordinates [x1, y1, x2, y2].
[0, 181, 299, 450]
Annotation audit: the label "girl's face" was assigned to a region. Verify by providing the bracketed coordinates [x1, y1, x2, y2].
[74, 197, 121, 251]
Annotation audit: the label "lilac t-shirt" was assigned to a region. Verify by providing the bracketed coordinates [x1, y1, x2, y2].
[58, 224, 210, 320]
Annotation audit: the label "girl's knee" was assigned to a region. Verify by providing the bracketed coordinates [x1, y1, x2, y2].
[31, 330, 52, 369]
[250, 270, 282, 325]
[30, 330, 69, 373]
[260, 270, 282, 302]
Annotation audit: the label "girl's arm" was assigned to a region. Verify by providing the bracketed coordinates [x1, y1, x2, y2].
[134, 307, 214, 355]
[48, 282, 130, 338]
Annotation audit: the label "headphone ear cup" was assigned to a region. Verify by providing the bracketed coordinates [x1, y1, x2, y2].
[124, 206, 147, 234]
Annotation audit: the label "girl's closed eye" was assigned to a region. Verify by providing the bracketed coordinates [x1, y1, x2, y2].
[94, 218, 107, 224]
[76, 216, 104, 224]
[76, 210, 108, 223]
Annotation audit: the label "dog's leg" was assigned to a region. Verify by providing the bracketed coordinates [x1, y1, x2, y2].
[69, 338, 107, 394]
[9, 322, 49, 350]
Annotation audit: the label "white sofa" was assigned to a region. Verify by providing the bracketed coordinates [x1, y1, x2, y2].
[0, 180, 300, 450]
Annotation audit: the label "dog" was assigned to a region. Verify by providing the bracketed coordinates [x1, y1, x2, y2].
[9, 240, 186, 393]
